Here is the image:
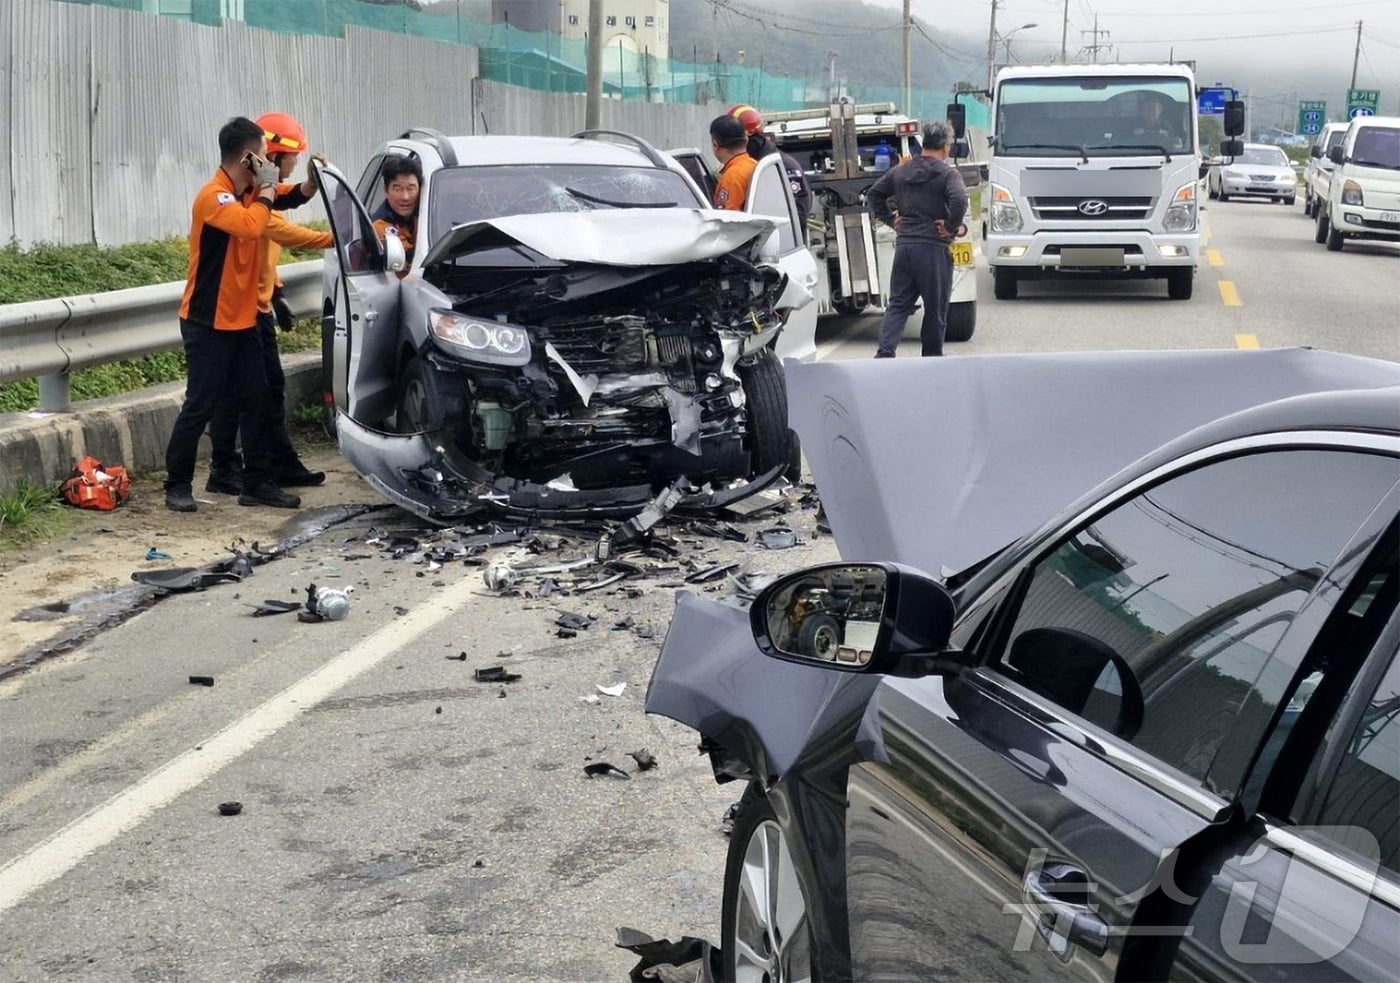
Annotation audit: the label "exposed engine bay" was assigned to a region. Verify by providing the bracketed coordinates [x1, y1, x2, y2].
[415, 252, 790, 497]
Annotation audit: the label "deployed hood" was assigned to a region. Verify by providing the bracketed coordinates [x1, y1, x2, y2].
[787, 348, 1400, 577]
[420, 209, 780, 271]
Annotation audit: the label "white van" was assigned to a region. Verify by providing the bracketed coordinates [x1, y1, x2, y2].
[1303, 122, 1349, 217]
[1312, 116, 1400, 251]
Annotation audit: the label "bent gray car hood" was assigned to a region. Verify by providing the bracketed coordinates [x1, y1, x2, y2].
[787, 348, 1400, 576]
[420, 209, 780, 270]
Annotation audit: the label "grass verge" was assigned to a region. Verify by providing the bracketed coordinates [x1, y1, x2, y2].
[0, 480, 74, 553]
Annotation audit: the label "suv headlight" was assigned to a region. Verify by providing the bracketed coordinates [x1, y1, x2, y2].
[1162, 182, 1197, 233]
[1341, 179, 1364, 206]
[429, 309, 531, 366]
[989, 183, 1023, 233]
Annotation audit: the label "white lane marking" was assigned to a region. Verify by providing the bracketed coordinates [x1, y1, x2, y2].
[0, 589, 473, 915]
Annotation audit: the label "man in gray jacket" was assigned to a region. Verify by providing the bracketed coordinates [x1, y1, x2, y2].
[866, 120, 969, 357]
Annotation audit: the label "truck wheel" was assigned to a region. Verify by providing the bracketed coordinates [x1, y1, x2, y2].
[1303, 192, 1313, 217]
[945, 301, 977, 342]
[1207, 180, 1218, 200]
[1167, 268, 1194, 300]
[738, 348, 790, 478]
[1314, 207, 1329, 244]
[1326, 220, 1345, 252]
[797, 614, 841, 660]
[992, 268, 1018, 300]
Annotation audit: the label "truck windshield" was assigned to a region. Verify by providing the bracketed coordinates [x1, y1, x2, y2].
[996, 76, 1195, 157]
[1352, 127, 1400, 170]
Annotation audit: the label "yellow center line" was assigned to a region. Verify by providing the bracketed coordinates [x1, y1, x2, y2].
[1219, 281, 1243, 307]
[1206, 248, 1224, 267]
[1235, 333, 1260, 349]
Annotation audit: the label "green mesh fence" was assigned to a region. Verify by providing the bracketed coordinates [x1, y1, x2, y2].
[57, 0, 988, 125]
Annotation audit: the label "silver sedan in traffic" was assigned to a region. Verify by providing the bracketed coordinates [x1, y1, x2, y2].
[1209, 143, 1298, 203]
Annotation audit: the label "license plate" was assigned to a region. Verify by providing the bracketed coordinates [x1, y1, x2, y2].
[950, 241, 973, 266]
[1382, 211, 1400, 224]
[1061, 246, 1125, 267]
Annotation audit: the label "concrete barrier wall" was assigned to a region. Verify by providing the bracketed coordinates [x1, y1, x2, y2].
[0, 0, 728, 249]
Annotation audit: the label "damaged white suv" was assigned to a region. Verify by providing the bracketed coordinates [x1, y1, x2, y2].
[314, 128, 818, 523]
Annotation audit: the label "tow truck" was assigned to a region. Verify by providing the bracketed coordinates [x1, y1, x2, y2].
[766, 101, 979, 342]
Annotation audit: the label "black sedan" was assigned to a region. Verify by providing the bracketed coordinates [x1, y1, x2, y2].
[646, 348, 1400, 981]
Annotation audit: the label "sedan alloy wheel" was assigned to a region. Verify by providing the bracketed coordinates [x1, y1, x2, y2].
[724, 801, 813, 983]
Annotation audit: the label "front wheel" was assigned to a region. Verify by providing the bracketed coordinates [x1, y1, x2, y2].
[1326, 220, 1345, 251]
[1315, 207, 1330, 244]
[945, 301, 977, 342]
[1166, 267, 1194, 300]
[1218, 190, 1230, 202]
[721, 789, 814, 983]
[738, 348, 791, 478]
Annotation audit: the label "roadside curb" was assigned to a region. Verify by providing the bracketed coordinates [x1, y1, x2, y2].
[0, 353, 323, 494]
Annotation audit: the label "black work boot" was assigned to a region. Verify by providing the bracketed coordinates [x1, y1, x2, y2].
[165, 486, 197, 513]
[272, 462, 326, 487]
[238, 484, 301, 509]
[205, 471, 243, 495]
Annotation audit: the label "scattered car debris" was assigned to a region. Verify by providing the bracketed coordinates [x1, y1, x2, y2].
[188, 675, 215, 687]
[596, 682, 627, 698]
[144, 548, 173, 561]
[757, 526, 799, 550]
[558, 627, 579, 639]
[612, 615, 635, 631]
[615, 927, 721, 983]
[685, 562, 740, 584]
[301, 584, 351, 622]
[628, 749, 658, 771]
[579, 694, 600, 704]
[217, 801, 243, 816]
[583, 762, 631, 779]
[474, 666, 522, 684]
[435, 706, 443, 715]
[556, 612, 593, 631]
[248, 599, 301, 617]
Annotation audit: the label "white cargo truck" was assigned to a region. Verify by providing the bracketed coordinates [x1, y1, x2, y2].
[982, 63, 1243, 301]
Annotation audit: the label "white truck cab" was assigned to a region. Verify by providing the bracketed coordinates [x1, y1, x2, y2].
[983, 63, 1239, 301]
[1312, 115, 1400, 252]
[1303, 122, 1350, 218]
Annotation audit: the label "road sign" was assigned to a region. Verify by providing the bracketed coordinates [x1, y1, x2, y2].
[1297, 100, 1326, 135]
[1347, 89, 1379, 119]
[1198, 87, 1230, 115]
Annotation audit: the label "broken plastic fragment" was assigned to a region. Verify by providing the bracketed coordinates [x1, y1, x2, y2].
[545, 341, 599, 406]
[145, 547, 173, 561]
[757, 526, 799, 550]
[583, 762, 630, 779]
[217, 801, 243, 817]
[483, 562, 519, 591]
[596, 682, 627, 697]
[556, 612, 592, 630]
[685, 562, 739, 584]
[628, 749, 658, 771]
[474, 666, 522, 684]
[615, 927, 720, 983]
[188, 675, 215, 687]
[249, 599, 301, 617]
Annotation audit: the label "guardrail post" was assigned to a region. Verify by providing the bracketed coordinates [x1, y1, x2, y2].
[38, 373, 73, 413]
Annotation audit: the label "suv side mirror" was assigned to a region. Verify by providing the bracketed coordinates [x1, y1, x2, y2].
[750, 562, 957, 677]
[383, 229, 407, 272]
[946, 102, 967, 139]
[1223, 100, 1246, 137]
[1221, 138, 1244, 158]
[1328, 145, 1345, 165]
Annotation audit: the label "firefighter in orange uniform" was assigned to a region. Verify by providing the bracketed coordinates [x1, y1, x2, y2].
[164, 117, 315, 513]
[710, 114, 756, 210]
[205, 112, 334, 496]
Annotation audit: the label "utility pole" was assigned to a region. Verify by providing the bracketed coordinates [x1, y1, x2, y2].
[1350, 20, 1362, 90]
[1060, 0, 1069, 62]
[902, 0, 912, 114]
[985, 0, 998, 92]
[585, 0, 603, 129]
[1081, 15, 1111, 64]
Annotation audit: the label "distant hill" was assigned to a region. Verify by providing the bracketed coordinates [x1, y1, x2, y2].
[669, 0, 984, 98]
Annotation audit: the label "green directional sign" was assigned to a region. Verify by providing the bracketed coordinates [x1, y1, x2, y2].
[1347, 89, 1380, 120]
[1298, 100, 1326, 135]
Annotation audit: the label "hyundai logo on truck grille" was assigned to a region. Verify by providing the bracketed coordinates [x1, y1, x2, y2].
[1077, 199, 1110, 216]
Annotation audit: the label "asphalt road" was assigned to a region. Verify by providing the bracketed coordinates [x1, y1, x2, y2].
[1, 199, 1396, 982]
[816, 196, 1400, 361]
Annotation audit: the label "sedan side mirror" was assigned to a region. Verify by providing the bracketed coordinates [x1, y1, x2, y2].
[1329, 145, 1345, 165]
[750, 562, 957, 677]
[383, 229, 407, 273]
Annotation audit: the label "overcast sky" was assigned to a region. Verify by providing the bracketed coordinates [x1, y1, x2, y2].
[869, 0, 1400, 116]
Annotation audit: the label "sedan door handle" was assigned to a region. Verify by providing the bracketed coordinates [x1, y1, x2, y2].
[1023, 863, 1110, 958]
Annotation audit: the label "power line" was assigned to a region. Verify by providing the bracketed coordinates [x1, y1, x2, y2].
[1112, 24, 1359, 44]
[1107, 0, 1392, 14]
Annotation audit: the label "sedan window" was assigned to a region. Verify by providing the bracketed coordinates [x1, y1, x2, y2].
[428, 165, 699, 243]
[996, 450, 1398, 791]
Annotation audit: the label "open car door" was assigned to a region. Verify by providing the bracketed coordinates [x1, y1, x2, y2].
[312, 161, 401, 426]
[744, 153, 819, 362]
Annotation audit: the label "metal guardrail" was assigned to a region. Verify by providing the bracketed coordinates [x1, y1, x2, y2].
[0, 259, 325, 412]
